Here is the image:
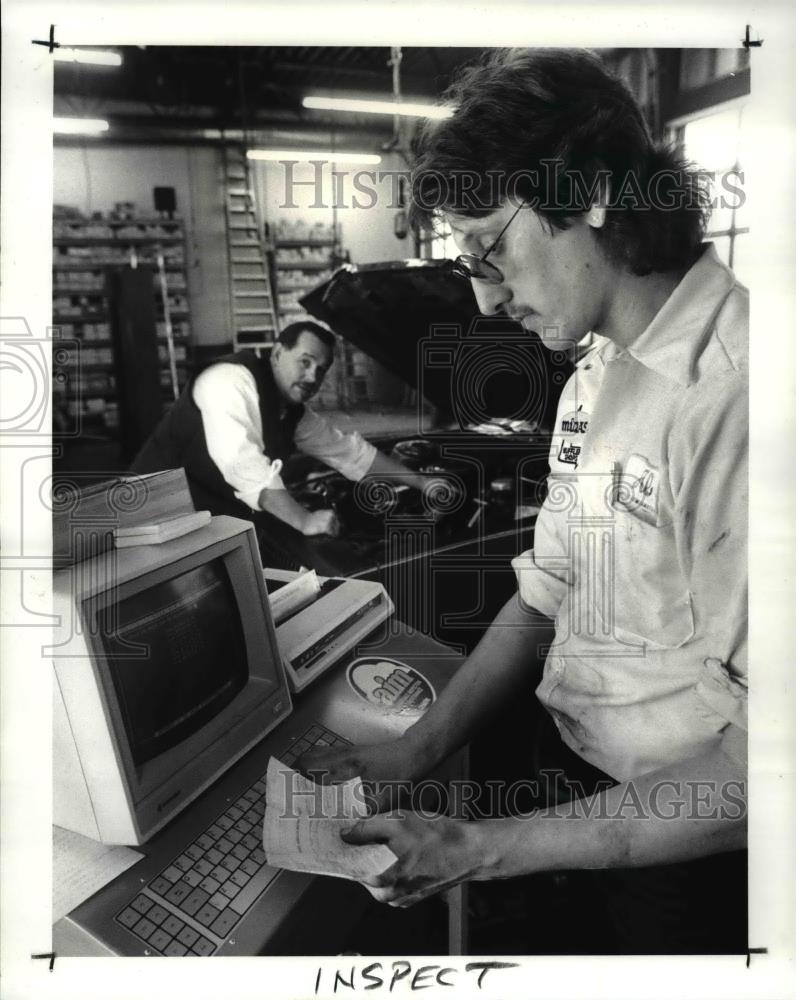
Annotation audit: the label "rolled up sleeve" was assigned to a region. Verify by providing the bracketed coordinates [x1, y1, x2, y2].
[512, 496, 572, 618]
[293, 408, 377, 481]
[193, 363, 286, 510]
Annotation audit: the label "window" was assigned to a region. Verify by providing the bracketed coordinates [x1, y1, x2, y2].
[666, 100, 749, 281]
[420, 219, 457, 261]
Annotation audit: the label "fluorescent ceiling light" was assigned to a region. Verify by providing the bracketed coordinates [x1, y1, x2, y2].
[302, 96, 453, 120]
[53, 48, 122, 67]
[247, 149, 382, 165]
[53, 117, 110, 135]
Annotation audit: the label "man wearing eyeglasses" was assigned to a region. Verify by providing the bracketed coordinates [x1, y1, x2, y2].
[299, 49, 748, 953]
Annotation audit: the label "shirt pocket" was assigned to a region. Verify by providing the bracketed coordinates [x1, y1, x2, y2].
[595, 507, 695, 650]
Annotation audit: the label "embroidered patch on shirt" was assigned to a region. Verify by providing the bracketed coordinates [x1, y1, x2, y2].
[559, 405, 590, 436]
[555, 406, 590, 468]
[618, 453, 660, 525]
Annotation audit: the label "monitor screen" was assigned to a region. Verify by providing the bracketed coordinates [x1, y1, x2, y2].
[101, 558, 247, 767]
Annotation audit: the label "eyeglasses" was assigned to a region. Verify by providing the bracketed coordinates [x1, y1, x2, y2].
[450, 200, 526, 285]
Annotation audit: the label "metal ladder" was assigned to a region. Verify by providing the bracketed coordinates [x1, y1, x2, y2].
[222, 143, 278, 351]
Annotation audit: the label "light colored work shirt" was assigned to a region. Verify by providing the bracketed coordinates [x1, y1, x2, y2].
[193, 363, 377, 511]
[513, 244, 748, 780]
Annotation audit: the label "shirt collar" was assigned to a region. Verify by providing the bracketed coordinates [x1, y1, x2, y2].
[594, 243, 737, 386]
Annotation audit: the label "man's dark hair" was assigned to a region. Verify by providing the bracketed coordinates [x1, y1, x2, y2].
[411, 48, 711, 275]
[277, 320, 336, 355]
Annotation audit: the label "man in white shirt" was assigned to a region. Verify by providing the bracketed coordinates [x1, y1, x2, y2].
[130, 321, 433, 571]
[299, 48, 748, 953]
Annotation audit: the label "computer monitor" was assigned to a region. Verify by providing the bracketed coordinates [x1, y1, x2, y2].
[52, 515, 292, 846]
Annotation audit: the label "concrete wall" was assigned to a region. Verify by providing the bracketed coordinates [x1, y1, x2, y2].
[252, 150, 413, 264]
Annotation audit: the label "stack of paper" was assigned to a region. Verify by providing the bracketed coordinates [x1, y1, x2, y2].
[263, 758, 396, 883]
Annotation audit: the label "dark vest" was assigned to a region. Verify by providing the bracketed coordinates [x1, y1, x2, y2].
[129, 351, 305, 519]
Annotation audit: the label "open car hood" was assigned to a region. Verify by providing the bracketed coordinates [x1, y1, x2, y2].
[300, 259, 569, 430]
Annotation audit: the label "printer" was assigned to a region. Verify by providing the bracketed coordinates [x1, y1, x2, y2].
[264, 568, 393, 692]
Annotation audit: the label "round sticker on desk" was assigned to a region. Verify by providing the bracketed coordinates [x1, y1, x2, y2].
[347, 657, 436, 717]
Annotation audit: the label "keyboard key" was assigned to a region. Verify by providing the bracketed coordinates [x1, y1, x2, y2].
[149, 876, 172, 897]
[210, 909, 241, 938]
[194, 858, 214, 877]
[229, 864, 280, 915]
[242, 834, 259, 851]
[217, 816, 233, 831]
[199, 877, 220, 895]
[148, 928, 172, 953]
[209, 891, 229, 910]
[130, 895, 154, 915]
[164, 941, 188, 957]
[252, 779, 267, 794]
[241, 859, 260, 877]
[181, 887, 210, 917]
[147, 904, 169, 926]
[217, 837, 234, 854]
[211, 865, 230, 884]
[205, 848, 223, 865]
[226, 829, 243, 845]
[251, 848, 266, 865]
[221, 855, 241, 872]
[227, 806, 243, 820]
[207, 824, 223, 839]
[185, 844, 205, 862]
[196, 834, 214, 851]
[234, 796, 251, 811]
[165, 881, 192, 906]
[229, 869, 250, 888]
[132, 917, 157, 941]
[174, 854, 193, 872]
[117, 907, 140, 930]
[191, 937, 215, 956]
[195, 903, 220, 928]
[232, 844, 249, 862]
[234, 819, 252, 836]
[161, 914, 184, 937]
[244, 810, 260, 825]
[162, 866, 182, 884]
[220, 881, 241, 900]
[177, 925, 200, 948]
[183, 869, 203, 888]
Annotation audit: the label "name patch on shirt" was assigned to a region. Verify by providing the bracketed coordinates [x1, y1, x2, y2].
[618, 453, 660, 525]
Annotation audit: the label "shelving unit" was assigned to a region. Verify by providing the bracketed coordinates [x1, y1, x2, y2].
[273, 222, 352, 409]
[272, 222, 339, 325]
[52, 214, 193, 440]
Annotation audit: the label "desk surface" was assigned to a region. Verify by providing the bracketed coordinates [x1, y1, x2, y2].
[54, 623, 467, 957]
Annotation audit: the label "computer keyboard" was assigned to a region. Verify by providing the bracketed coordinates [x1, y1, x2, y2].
[115, 722, 350, 956]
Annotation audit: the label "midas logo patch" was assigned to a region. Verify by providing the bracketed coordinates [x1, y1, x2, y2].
[559, 405, 589, 435]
